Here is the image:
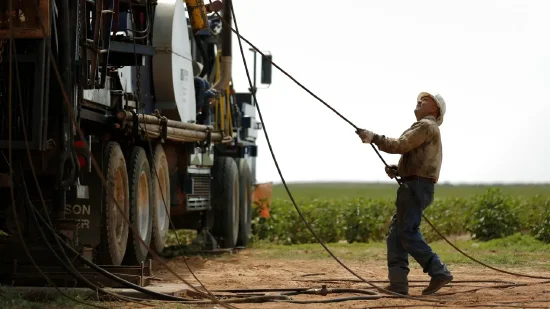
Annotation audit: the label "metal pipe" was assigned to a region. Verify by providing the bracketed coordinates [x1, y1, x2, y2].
[126, 122, 223, 142]
[120, 111, 213, 132]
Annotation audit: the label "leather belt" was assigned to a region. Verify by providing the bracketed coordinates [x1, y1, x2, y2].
[401, 175, 436, 184]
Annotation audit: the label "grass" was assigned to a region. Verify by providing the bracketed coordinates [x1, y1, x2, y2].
[250, 233, 550, 270]
[0, 288, 99, 309]
[4, 183, 549, 309]
[0, 288, 198, 309]
[271, 182, 550, 200]
[5, 233, 549, 309]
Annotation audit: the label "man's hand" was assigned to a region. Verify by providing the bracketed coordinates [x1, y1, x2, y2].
[356, 129, 374, 144]
[385, 164, 398, 179]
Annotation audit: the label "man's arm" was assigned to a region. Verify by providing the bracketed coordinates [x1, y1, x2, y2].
[372, 121, 433, 154]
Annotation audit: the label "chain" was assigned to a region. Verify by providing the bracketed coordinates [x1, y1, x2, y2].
[77, 0, 82, 61]
[136, 59, 141, 109]
[0, 39, 5, 65]
[132, 4, 142, 111]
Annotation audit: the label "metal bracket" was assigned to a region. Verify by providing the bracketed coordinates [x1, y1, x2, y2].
[159, 116, 168, 143]
[130, 109, 139, 138]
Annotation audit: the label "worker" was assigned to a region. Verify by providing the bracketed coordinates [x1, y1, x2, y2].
[193, 60, 218, 125]
[355, 92, 452, 296]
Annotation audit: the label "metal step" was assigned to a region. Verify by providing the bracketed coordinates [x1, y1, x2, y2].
[1, 258, 154, 288]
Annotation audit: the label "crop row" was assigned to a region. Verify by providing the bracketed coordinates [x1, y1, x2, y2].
[251, 188, 550, 245]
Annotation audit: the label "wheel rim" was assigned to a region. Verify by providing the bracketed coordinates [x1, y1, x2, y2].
[232, 173, 239, 241]
[156, 165, 168, 232]
[137, 170, 150, 240]
[114, 166, 126, 245]
[244, 180, 250, 224]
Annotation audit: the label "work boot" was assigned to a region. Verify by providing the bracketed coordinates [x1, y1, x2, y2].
[383, 284, 408, 295]
[422, 274, 453, 295]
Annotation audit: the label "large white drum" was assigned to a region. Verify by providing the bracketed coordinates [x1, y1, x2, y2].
[152, 0, 197, 123]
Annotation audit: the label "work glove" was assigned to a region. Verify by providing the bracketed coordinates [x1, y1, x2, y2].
[385, 164, 398, 179]
[356, 128, 374, 144]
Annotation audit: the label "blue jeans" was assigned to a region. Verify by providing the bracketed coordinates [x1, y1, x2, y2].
[386, 178, 451, 287]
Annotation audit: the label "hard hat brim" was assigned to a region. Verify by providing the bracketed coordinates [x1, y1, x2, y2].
[417, 92, 444, 126]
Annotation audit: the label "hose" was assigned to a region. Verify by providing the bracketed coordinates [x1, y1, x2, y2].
[281, 287, 378, 296]
[4, 4, 98, 306]
[295, 277, 518, 285]
[57, 0, 79, 189]
[224, 1, 438, 303]
[218, 0, 550, 283]
[277, 296, 390, 304]
[20, 174, 141, 304]
[127, 0, 224, 303]
[28, 183, 200, 302]
[6, 13, 143, 304]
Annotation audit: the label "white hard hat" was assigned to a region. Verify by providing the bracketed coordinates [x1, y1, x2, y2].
[418, 92, 446, 126]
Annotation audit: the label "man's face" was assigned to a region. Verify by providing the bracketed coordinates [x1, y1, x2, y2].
[415, 95, 438, 119]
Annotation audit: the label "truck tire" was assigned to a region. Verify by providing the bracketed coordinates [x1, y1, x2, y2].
[236, 158, 252, 247]
[123, 146, 153, 264]
[98, 142, 129, 266]
[211, 156, 240, 249]
[149, 143, 170, 254]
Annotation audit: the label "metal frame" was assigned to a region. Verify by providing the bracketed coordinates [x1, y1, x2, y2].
[0, 0, 51, 39]
[0, 39, 48, 150]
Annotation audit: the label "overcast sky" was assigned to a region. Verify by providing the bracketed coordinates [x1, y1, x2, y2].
[228, 0, 550, 184]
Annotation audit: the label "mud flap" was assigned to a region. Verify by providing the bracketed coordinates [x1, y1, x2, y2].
[65, 144, 105, 247]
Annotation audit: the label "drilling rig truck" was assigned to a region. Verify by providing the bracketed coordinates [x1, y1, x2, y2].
[0, 0, 270, 273]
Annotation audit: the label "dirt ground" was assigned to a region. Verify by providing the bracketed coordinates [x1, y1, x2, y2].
[152, 249, 550, 309]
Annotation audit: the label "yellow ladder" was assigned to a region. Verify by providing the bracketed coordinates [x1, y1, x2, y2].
[213, 50, 233, 137]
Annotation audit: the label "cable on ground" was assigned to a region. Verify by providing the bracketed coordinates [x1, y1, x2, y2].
[127, 0, 220, 301]
[215, 1, 550, 282]
[217, 1, 444, 304]
[3, 1, 106, 307]
[5, 0, 181, 306]
[6, 14, 157, 306]
[6, 1, 549, 308]
[29, 2, 238, 308]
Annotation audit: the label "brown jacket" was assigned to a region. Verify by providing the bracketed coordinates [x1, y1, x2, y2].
[372, 115, 442, 183]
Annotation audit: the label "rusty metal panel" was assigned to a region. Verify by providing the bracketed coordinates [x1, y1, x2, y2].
[0, 0, 50, 39]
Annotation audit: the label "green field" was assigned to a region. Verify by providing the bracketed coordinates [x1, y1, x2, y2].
[271, 182, 550, 200]
[249, 182, 550, 247]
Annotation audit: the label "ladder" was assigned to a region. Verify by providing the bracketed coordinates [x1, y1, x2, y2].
[81, 0, 116, 89]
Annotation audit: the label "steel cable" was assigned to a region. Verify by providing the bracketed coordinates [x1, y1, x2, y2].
[216, 1, 550, 282]
[4, 1, 104, 307]
[29, 2, 238, 308]
[126, 0, 220, 301]
[222, 1, 444, 304]
[7, 1, 548, 308]
[7, 36, 145, 308]
[3, 1, 196, 307]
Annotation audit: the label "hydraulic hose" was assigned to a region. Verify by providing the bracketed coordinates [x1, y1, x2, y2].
[57, 0, 79, 189]
[30, 195, 198, 302]
[21, 177, 138, 304]
[217, 0, 550, 283]
[126, 0, 221, 302]
[224, 1, 439, 303]
[281, 287, 379, 296]
[4, 4, 98, 307]
[278, 296, 391, 304]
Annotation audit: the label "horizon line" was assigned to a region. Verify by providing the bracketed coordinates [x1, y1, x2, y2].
[263, 181, 550, 186]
